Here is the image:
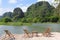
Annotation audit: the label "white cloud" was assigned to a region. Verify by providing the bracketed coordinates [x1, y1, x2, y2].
[16, 4, 30, 12]
[17, 5, 28, 12]
[37, 0, 42, 2]
[37, 0, 47, 1]
[8, 0, 17, 4]
[37, 0, 54, 3]
[16, 3, 33, 12]
[0, 8, 13, 16]
[20, 6, 28, 12]
[0, 6, 28, 16]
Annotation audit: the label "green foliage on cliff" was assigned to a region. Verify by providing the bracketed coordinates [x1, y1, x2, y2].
[1, 1, 60, 23]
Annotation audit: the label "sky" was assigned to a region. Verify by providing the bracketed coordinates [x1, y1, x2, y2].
[0, 0, 57, 16]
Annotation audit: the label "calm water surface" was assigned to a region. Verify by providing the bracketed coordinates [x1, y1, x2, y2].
[0, 23, 60, 36]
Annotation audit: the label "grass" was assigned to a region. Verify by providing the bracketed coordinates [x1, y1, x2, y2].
[0, 22, 32, 26]
[0, 22, 59, 26]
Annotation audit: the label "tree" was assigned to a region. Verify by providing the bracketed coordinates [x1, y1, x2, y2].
[3, 17, 12, 23]
[50, 16, 59, 22]
[54, 0, 60, 22]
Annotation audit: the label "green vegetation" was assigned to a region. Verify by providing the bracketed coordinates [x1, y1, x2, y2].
[0, 22, 31, 26]
[0, 1, 60, 26]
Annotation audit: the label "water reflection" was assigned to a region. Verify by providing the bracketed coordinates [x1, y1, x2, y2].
[0, 23, 60, 36]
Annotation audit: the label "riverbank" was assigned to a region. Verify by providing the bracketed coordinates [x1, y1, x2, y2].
[0, 32, 60, 40]
[0, 22, 32, 26]
[0, 22, 59, 26]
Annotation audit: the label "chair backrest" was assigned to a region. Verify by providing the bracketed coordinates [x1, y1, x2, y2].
[4, 30, 12, 36]
[45, 27, 51, 33]
[23, 29, 29, 34]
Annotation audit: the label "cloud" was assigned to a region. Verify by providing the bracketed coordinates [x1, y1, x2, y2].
[17, 5, 31, 12]
[37, 0, 42, 2]
[37, 0, 56, 4]
[37, 0, 54, 2]
[20, 6, 28, 12]
[17, 6, 28, 12]
[0, 6, 28, 16]
[0, 8, 13, 16]
[16, 4, 30, 12]
[8, 0, 17, 4]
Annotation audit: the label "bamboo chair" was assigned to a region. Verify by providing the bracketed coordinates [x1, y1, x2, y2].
[42, 27, 51, 37]
[32, 31, 39, 37]
[23, 29, 31, 38]
[2, 30, 15, 40]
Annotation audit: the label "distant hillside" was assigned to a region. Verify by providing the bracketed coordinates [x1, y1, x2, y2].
[25, 1, 55, 18]
[1, 1, 59, 23]
[54, 3, 60, 16]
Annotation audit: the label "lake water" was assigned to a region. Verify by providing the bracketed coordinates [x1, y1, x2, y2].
[0, 23, 60, 36]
